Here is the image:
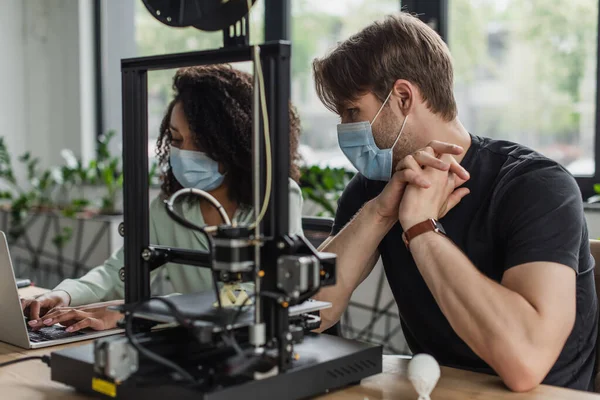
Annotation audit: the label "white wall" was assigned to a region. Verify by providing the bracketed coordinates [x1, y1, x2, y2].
[0, 0, 95, 181]
[22, 0, 83, 168]
[78, 0, 97, 165]
[0, 0, 28, 182]
[100, 0, 136, 155]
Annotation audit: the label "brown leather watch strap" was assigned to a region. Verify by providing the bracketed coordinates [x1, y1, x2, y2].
[402, 218, 443, 250]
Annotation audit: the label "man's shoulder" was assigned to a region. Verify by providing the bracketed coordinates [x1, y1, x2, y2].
[474, 135, 575, 186]
[343, 172, 386, 199]
[475, 135, 549, 165]
[332, 172, 383, 231]
[471, 137, 581, 215]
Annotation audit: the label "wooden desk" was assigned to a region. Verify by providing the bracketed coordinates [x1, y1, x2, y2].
[3, 348, 599, 400]
[3, 287, 599, 399]
[321, 356, 600, 400]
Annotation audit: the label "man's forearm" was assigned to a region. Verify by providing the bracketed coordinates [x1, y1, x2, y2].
[409, 232, 563, 390]
[315, 200, 394, 329]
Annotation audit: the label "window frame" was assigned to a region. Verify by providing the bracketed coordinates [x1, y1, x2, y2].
[404, 0, 600, 200]
[93, 0, 104, 140]
[265, 0, 291, 41]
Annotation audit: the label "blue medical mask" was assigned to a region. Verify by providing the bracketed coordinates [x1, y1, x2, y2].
[337, 90, 408, 181]
[169, 147, 225, 191]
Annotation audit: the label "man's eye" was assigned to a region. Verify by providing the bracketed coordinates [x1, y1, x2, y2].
[346, 108, 358, 119]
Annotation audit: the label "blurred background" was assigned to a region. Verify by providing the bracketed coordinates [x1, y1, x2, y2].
[0, 0, 599, 354]
[135, 0, 599, 175]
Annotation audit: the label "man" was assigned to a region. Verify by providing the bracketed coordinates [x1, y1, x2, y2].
[313, 13, 597, 392]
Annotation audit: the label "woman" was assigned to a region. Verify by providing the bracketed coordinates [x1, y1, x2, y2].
[22, 65, 304, 332]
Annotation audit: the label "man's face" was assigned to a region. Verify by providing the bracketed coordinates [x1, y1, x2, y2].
[341, 92, 417, 166]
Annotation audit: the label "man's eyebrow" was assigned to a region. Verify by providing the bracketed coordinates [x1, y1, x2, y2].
[337, 103, 351, 115]
[341, 100, 359, 108]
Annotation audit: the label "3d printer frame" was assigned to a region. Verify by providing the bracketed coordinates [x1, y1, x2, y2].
[120, 41, 308, 372]
[121, 42, 291, 305]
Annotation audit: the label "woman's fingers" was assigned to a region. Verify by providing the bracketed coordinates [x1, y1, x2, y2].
[41, 309, 84, 326]
[65, 318, 99, 332]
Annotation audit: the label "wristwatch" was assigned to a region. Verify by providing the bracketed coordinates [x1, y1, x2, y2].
[402, 218, 447, 250]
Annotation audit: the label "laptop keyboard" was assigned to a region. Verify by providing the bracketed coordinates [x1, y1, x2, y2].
[26, 322, 85, 343]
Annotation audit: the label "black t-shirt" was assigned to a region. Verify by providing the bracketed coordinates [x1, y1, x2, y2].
[332, 134, 598, 391]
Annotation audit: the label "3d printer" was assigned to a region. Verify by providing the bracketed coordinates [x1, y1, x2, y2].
[49, 1, 382, 398]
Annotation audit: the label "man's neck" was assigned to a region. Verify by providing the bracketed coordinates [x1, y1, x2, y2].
[418, 116, 472, 164]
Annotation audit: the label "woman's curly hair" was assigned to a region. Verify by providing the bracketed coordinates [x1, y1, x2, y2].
[156, 65, 301, 205]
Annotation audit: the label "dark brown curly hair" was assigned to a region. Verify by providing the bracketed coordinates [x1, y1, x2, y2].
[156, 65, 301, 205]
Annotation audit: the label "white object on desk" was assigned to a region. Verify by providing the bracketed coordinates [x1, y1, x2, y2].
[408, 353, 440, 400]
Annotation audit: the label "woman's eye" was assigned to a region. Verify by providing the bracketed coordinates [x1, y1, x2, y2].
[347, 108, 358, 119]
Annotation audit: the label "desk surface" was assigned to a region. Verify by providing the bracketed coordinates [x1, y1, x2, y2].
[3, 287, 599, 399]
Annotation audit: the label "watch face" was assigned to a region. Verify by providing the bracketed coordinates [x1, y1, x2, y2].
[433, 220, 446, 235]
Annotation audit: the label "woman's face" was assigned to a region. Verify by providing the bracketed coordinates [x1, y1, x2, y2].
[169, 101, 201, 151]
[169, 101, 226, 175]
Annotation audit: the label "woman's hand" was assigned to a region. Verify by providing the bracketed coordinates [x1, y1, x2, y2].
[33, 303, 123, 332]
[21, 290, 71, 321]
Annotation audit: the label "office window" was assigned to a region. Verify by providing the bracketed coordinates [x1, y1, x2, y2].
[291, 0, 400, 169]
[134, 0, 265, 158]
[449, 0, 599, 176]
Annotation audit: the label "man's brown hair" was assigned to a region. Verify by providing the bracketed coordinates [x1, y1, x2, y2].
[313, 13, 457, 121]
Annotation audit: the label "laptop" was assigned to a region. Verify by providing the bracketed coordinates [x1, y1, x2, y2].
[0, 231, 123, 349]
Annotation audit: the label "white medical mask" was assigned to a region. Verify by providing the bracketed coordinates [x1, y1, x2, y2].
[337, 90, 408, 181]
[169, 147, 225, 191]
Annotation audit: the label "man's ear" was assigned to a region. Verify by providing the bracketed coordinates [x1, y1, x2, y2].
[392, 79, 414, 115]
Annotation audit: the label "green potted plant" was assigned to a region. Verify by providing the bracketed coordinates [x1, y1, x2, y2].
[86, 131, 159, 215]
[0, 138, 59, 240]
[86, 131, 123, 215]
[0, 132, 159, 289]
[299, 165, 354, 217]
